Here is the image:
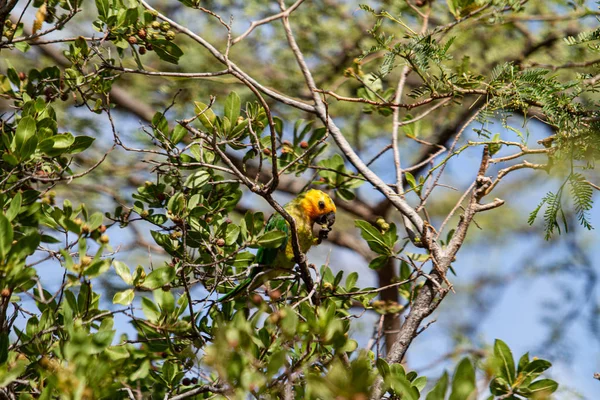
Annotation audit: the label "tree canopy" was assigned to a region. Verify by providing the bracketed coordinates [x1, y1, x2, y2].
[1, 0, 600, 399]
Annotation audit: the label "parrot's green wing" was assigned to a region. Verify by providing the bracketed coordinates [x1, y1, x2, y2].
[218, 213, 289, 302]
[255, 213, 289, 266]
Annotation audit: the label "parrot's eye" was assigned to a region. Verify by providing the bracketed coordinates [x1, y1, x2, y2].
[318, 200, 325, 210]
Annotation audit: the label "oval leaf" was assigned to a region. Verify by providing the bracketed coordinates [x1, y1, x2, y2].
[449, 358, 476, 400]
[142, 266, 176, 290]
[528, 379, 558, 395]
[224, 92, 241, 129]
[0, 215, 14, 260]
[426, 371, 449, 400]
[14, 116, 36, 153]
[113, 289, 135, 305]
[184, 170, 210, 189]
[494, 339, 515, 385]
[256, 230, 287, 248]
[114, 260, 133, 285]
[194, 101, 217, 130]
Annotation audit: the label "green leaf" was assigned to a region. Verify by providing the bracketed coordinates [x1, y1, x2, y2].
[2, 153, 18, 166]
[522, 359, 551, 375]
[20, 136, 38, 160]
[368, 255, 389, 270]
[124, 6, 138, 26]
[105, 345, 130, 360]
[184, 170, 210, 189]
[152, 40, 184, 64]
[383, 223, 398, 249]
[193, 102, 217, 131]
[345, 272, 358, 289]
[426, 371, 449, 400]
[141, 297, 160, 322]
[225, 224, 240, 246]
[132, 265, 146, 286]
[413, 376, 428, 391]
[489, 133, 502, 156]
[376, 358, 390, 376]
[14, 116, 36, 154]
[6, 192, 22, 222]
[489, 377, 510, 396]
[114, 260, 133, 285]
[87, 212, 103, 231]
[0, 358, 27, 386]
[95, 0, 109, 20]
[267, 349, 288, 377]
[494, 339, 515, 385]
[13, 232, 40, 260]
[113, 289, 135, 305]
[449, 358, 476, 400]
[84, 259, 111, 278]
[355, 220, 390, 255]
[154, 289, 175, 313]
[387, 374, 419, 400]
[39, 133, 75, 156]
[224, 92, 241, 129]
[230, 251, 255, 267]
[0, 215, 13, 260]
[336, 188, 355, 201]
[519, 359, 552, 385]
[151, 230, 180, 257]
[256, 230, 287, 248]
[517, 352, 529, 373]
[153, 112, 168, 136]
[142, 266, 176, 290]
[171, 125, 187, 144]
[130, 359, 150, 381]
[528, 379, 558, 395]
[405, 171, 417, 191]
[68, 136, 95, 154]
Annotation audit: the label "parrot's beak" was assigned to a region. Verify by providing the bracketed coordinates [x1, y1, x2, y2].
[325, 211, 336, 227]
[315, 212, 336, 244]
[316, 211, 336, 228]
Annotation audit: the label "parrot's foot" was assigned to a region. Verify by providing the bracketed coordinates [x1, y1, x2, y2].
[316, 224, 332, 244]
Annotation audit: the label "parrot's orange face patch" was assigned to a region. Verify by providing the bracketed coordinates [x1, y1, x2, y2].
[300, 189, 337, 222]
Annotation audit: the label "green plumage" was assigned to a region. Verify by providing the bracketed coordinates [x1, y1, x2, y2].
[256, 213, 289, 267]
[218, 196, 316, 302]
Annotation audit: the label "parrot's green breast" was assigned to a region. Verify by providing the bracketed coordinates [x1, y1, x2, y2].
[256, 201, 315, 269]
[279, 219, 314, 266]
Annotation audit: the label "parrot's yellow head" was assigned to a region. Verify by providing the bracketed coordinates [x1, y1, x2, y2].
[300, 189, 337, 226]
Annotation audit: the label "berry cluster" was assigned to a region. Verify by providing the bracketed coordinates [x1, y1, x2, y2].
[2, 19, 17, 40]
[124, 13, 177, 55]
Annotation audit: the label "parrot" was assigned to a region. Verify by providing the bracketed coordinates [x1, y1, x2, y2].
[218, 189, 337, 302]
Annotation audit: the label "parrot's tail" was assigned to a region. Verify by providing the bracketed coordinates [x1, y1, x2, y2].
[217, 277, 252, 303]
